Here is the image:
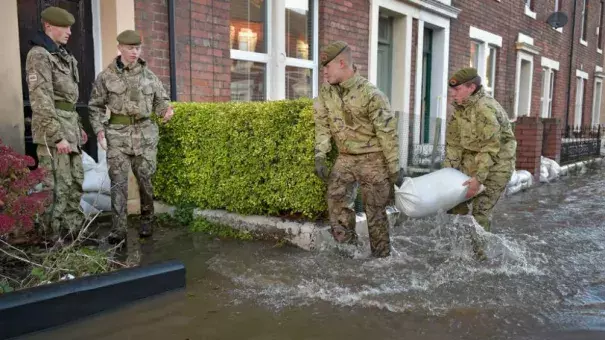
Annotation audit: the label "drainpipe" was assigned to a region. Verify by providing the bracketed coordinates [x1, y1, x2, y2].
[168, 0, 177, 101]
[565, 0, 578, 132]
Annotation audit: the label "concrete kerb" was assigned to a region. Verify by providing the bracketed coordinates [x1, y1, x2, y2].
[152, 158, 603, 252]
[558, 157, 604, 176]
[153, 201, 334, 251]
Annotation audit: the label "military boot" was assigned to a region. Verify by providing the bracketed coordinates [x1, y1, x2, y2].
[139, 220, 153, 238]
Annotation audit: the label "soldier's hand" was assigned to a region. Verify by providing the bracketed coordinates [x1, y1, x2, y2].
[97, 131, 107, 150]
[390, 168, 406, 188]
[463, 177, 481, 199]
[81, 129, 88, 144]
[314, 156, 330, 182]
[56, 139, 70, 154]
[163, 107, 174, 123]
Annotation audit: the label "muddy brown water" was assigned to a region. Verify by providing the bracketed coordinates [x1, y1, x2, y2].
[20, 169, 605, 340]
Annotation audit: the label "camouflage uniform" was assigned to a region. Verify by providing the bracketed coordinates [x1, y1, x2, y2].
[25, 8, 84, 235]
[88, 51, 171, 239]
[314, 71, 399, 258]
[444, 83, 516, 231]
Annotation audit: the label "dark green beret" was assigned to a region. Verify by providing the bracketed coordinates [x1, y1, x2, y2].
[41, 6, 75, 27]
[320, 41, 349, 66]
[449, 67, 479, 87]
[117, 30, 142, 45]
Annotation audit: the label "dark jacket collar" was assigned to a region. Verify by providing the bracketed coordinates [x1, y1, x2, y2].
[30, 31, 67, 54]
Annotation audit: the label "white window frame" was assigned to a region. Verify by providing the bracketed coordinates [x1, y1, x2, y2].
[230, 0, 319, 101]
[575, 69, 589, 127]
[515, 53, 534, 118]
[524, 0, 537, 19]
[514, 34, 539, 119]
[469, 26, 502, 97]
[580, 0, 588, 46]
[540, 57, 560, 118]
[592, 77, 603, 125]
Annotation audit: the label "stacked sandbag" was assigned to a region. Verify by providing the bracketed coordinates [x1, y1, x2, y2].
[394, 168, 485, 218]
[80, 144, 111, 214]
[506, 170, 533, 195]
[539, 156, 561, 183]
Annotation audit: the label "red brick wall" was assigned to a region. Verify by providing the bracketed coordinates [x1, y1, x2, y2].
[135, 0, 231, 102]
[135, 0, 171, 90]
[515, 116, 543, 179]
[541, 117, 563, 162]
[318, 0, 370, 78]
[449, 0, 603, 127]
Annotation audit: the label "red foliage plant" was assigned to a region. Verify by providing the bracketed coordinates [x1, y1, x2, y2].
[0, 139, 50, 236]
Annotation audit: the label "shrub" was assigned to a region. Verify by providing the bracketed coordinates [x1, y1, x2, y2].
[154, 99, 333, 218]
[0, 139, 49, 236]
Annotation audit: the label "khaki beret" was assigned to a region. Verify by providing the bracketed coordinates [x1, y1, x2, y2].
[41, 6, 75, 27]
[117, 30, 142, 45]
[448, 67, 479, 87]
[320, 41, 348, 66]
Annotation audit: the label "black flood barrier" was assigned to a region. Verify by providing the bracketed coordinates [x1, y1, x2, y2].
[0, 259, 186, 339]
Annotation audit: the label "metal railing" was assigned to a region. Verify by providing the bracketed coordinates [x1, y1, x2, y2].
[560, 125, 602, 165]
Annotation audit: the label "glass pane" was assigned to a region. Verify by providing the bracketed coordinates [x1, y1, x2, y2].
[540, 70, 546, 116]
[470, 41, 480, 68]
[286, 0, 313, 59]
[486, 46, 496, 90]
[286, 66, 312, 99]
[230, 60, 266, 101]
[231, 0, 266, 53]
[549, 71, 555, 101]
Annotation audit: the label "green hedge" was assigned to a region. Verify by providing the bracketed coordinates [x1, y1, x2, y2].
[153, 99, 334, 218]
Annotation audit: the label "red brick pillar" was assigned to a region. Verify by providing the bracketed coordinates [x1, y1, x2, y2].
[514, 116, 543, 182]
[541, 118, 562, 163]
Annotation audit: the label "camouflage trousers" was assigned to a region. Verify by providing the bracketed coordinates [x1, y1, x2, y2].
[448, 171, 512, 231]
[107, 146, 157, 233]
[327, 152, 392, 257]
[37, 145, 84, 235]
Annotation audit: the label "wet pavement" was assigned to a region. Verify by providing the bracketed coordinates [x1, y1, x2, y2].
[21, 169, 605, 340]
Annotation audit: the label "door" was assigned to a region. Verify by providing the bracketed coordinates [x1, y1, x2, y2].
[376, 15, 393, 101]
[18, 0, 97, 167]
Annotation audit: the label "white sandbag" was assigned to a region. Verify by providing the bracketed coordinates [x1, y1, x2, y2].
[80, 199, 100, 215]
[82, 157, 111, 194]
[82, 151, 97, 172]
[507, 170, 520, 187]
[394, 168, 485, 218]
[506, 182, 523, 196]
[81, 192, 111, 211]
[541, 156, 561, 181]
[516, 170, 531, 183]
[540, 163, 550, 183]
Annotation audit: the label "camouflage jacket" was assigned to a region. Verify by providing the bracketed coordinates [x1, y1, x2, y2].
[25, 32, 81, 153]
[88, 57, 171, 156]
[443, 88, 517, 183]
[314, 74, 399, 174]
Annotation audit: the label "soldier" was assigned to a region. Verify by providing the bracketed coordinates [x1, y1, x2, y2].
[88, 30, 174, 243]
[313, 41, 403, 258]
[443, 67, 517, 256]
[25, 7, 87, 239]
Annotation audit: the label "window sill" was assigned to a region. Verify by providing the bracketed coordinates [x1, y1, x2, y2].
[598, 48, 603, 54]
[524, 7, 537, 19]
[553, 27, 563, 33]
[580, 39, 588, 47]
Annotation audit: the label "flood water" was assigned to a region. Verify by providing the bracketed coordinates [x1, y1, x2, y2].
[21, 169, 605, 340]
